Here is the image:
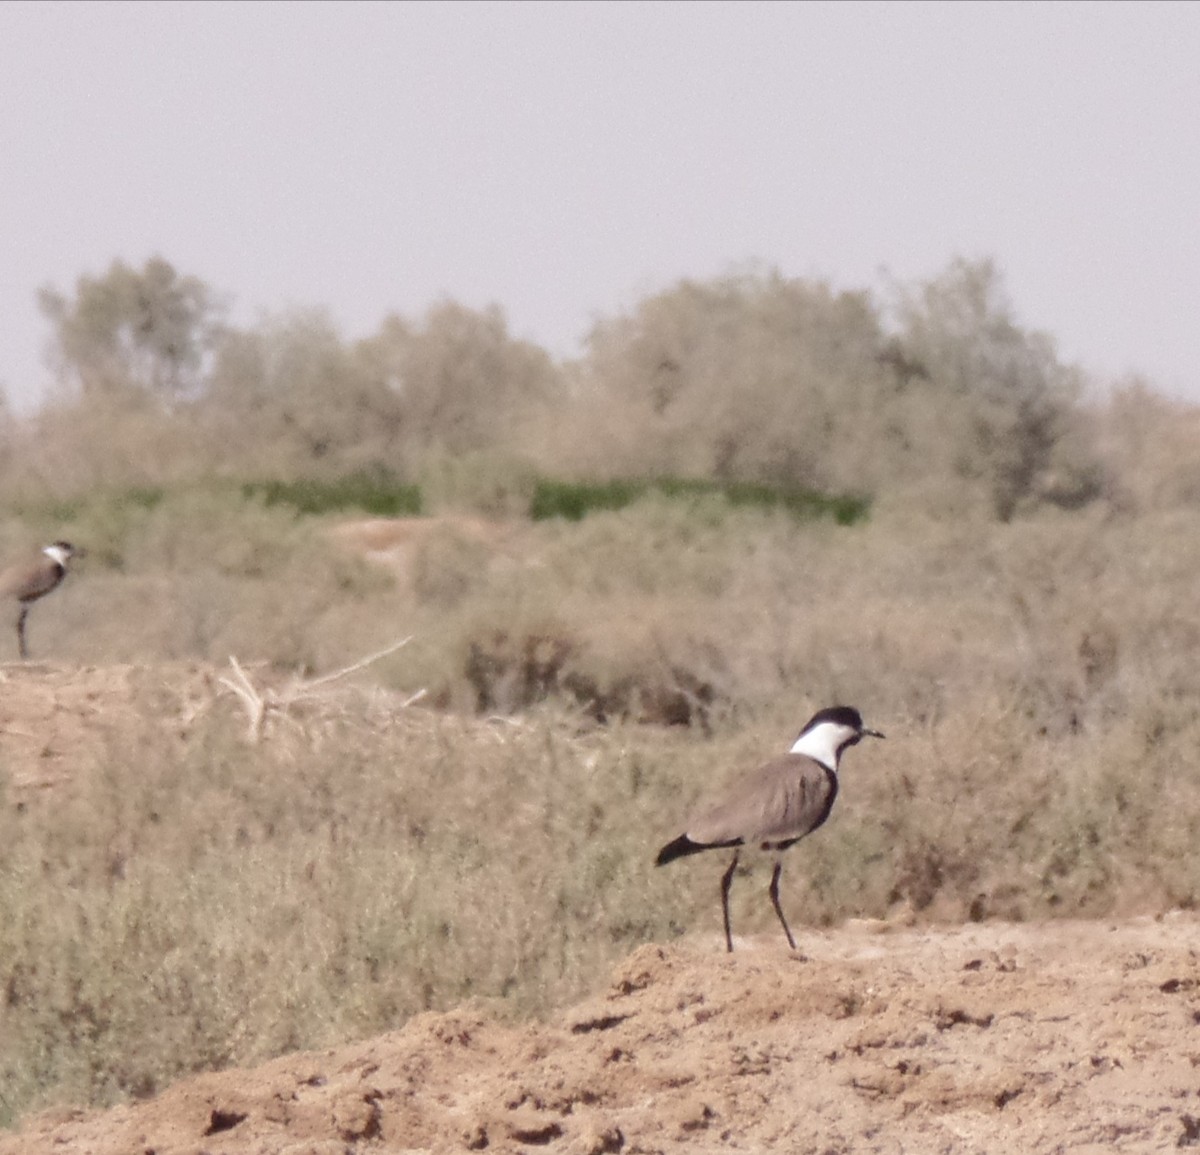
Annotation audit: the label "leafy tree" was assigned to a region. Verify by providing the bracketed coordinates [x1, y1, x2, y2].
[579, 269, 902, 492]
[38, 257, 224, 399]
[891, 258, 1101, 519]
[356, 301, 561, 460]
[198, 300, 561, 480]
[204, 308, 404, 474]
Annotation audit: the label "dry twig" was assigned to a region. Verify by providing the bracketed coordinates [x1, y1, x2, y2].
[219, 636, 418, 742]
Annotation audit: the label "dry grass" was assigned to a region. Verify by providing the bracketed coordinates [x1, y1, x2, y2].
[3, 480, 1200, 1123]
[0, 685, 689, 1121]
[7, 260, 1200, 1127]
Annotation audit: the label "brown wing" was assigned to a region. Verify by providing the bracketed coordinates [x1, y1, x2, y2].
[0, 558, 64, 603]
[686, 754, 835, 847]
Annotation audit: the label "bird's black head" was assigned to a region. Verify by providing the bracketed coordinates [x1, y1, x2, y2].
[794, 706, 885, 765]
[804, 705, 862, 733]
[802, 705, 884, 738]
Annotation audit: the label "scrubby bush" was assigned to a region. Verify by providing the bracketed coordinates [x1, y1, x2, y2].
[888, 258, 1105, 520]
[242, 470, 422, 518]
[38, 256, 224, 400]
[0, 700, 687, 1118]
[1091, 377, 1200, 513]
[354, 300, 564, 465]
[2, 249, 1200, 1130]
[18, 255, 1114, 524]
[572, 269, 903, 493]
[202, 307, 408, 477]
[560, 260, 1105, 521]
[528, 476, 868, 524]
[10, 497, 1200, 1123]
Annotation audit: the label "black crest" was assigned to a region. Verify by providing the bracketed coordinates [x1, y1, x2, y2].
[799, 705, 865, 735]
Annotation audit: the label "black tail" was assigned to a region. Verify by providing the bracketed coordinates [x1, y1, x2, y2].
[656, 833, 743, 866]
[655, 834, 705, 866]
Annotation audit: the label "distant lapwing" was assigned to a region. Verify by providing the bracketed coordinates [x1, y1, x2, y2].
[655, 705, 884, 953]
[0, 541, 80, 660]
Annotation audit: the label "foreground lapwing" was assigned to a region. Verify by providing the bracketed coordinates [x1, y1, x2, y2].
[0, 541, 80, 660]
[655, 705, 884, 952]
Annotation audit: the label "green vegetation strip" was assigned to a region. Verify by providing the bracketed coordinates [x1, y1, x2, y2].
[529, 477, 869, 525]
[241, 472, 423, 518]
[12, 473, 865, 526]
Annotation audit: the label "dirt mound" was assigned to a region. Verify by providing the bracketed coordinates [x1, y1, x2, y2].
[0, 657, 417, 794]
[0, 660, 220, 792]
[6, 915, 1200, 1153]
[327, 515, 528, 583]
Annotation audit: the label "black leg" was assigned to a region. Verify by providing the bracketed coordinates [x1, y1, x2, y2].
[769, 860, 797, 950]
[720, 851, 739, 953]
[16, 608, 28, 661]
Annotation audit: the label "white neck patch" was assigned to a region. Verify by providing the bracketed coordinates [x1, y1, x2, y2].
[789, 721, 857, 771]
[43, 544, 72, 567]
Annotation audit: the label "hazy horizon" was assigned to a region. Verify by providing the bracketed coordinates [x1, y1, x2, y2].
[3, 0, 1198, 411]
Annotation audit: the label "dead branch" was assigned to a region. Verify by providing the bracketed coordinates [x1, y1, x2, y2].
[217, 655, 267, 741]
[219, 636, 419, 742]
[285, 634, 413, 692]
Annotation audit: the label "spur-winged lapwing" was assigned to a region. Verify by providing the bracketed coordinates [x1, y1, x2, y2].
[0, 541, 80, 660]
[655, 705, 884, 953]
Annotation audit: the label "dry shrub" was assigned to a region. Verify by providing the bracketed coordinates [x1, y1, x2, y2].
[0, 687, 692, 1122]
[1092, 379, 1200, 512]
[6, 491, 1200, 1121]
[354, 301, 563, 466]
[200, 309, 408, 478]
[7, 392, 209, 500]
[459, 626, 715, 728]
[417, 449, 539, 519]
[0, 489, 398, 670]
[409, 520, 498, 609]
[22, 257, 1120, 528]
[2, 356, 1200, 1126]
[550, 261, 1104, 523]
[567, 270, 903, 492]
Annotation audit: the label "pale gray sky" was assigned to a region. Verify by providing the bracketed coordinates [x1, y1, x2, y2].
[2, 0, 1198, 410]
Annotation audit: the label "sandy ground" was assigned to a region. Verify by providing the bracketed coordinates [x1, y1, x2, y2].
[2, 655, 1198, 1153]
[5, 913, 1200, 1154]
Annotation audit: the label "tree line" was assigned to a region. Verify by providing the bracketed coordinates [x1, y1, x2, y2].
[10, 255, 1118, 520]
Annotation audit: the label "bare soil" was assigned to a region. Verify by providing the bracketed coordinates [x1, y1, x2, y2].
[5, 914, 1200, 1154]
[0, 660, 221, 792]
[2, 654, 1198, 1153]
